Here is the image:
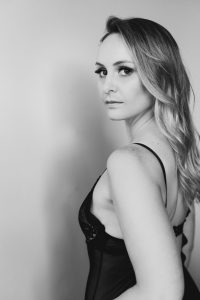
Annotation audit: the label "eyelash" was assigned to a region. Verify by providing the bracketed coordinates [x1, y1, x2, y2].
[94, 66, 134, 78]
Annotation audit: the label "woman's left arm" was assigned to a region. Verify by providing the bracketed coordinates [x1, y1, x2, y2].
[107, 149, 184, 300]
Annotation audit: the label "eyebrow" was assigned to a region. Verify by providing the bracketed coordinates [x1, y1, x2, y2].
[95, 60, 134, 66]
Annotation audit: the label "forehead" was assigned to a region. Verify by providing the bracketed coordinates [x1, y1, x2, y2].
[96, 33, 133, 64]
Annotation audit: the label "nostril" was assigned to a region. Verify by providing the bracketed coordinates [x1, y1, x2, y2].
[104, 87, 117, 94]
[104, 82, 117, 94]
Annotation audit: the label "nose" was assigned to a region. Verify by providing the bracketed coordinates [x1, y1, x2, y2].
[103, 73, 117, 95]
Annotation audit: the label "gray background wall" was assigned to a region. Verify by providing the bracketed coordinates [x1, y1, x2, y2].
[0, 0, 199, 299]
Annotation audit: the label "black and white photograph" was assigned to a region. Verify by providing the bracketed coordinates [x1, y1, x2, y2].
[0, 1, 200, 299]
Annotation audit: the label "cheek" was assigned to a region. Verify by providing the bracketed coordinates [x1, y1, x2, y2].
[97, 81, 104, 97]
[123, 82, 141, 100]
[124, 83, 154, 109]
[125, 80, 148, 98]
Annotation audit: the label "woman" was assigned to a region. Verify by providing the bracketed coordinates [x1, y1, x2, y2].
[78, 16, 200, 299]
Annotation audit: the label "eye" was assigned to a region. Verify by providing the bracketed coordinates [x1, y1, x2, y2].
[118, 66, 134, 76]
[94, 68, 107, 78]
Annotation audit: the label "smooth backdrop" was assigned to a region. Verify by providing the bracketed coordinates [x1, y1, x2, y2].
[0, 0, 199, 299]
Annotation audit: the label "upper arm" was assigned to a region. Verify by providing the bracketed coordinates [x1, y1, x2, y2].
[107, 149, 184, 296]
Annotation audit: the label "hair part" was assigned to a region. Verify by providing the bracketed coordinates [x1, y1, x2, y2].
[101, 16, 200, 207]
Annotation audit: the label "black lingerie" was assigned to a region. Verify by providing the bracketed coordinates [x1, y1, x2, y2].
[78, 143, 200, 299]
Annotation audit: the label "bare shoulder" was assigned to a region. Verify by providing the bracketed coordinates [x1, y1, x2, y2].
[107, 145, 137, 164]
[107, 145, 161, 187]
[107, 146, 143, 174]
[107, 145, 146, 168]
[106, 145, 163, 218]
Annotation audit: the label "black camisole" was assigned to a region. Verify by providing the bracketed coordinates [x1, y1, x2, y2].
[78, 143, 200, 299]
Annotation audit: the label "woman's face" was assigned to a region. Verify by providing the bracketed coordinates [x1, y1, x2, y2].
[95, 33, 154, 121]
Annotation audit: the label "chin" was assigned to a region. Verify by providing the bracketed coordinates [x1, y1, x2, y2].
[106, 110, 133, 121]
[107, 112, 125, 121]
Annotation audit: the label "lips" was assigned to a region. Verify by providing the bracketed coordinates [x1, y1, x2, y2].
[105, 100, 123, 104]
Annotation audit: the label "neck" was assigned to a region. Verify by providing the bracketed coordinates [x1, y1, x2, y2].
[125, 110, 158, 143]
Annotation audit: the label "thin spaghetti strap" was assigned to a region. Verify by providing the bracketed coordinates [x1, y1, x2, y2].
[133, 143, 167, 207]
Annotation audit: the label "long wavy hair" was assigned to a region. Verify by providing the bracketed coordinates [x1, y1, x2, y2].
[100, 16, 200, 208]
